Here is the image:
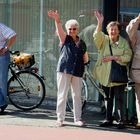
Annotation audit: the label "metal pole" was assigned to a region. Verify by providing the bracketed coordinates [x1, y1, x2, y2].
[39, 0, 43, 75]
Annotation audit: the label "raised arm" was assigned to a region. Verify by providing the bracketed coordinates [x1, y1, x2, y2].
[126, 14, 140, 47]
[93, 10, 105, 49]
[48, 10, 66, 44]
[94, 10, 104, 33]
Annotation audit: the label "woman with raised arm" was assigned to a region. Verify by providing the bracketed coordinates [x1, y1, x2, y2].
[93, 11, 132, 129]
[48, 10, 88, 127]
[126, 14, 140, 129]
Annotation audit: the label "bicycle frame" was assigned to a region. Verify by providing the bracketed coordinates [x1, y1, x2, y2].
[8, 65, 26, 90]
[84, 64, 107, 98]
[8, 51, 46, 110]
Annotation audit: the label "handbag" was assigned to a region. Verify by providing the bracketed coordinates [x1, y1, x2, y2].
[109, 42, 128, 83]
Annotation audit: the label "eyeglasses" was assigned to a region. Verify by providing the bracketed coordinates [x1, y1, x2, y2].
[68, 28, 77, 31]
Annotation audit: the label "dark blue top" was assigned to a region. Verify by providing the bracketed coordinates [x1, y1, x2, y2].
[57, 35, 87, 77]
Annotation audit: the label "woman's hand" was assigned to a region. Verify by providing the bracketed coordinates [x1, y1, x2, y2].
[48, 10, 60, 23]
[94, 10, 104, 33]
[48, 10, 66, 45]
[102, 56, 120, 62]
[83, 52, 89, 64]
[94, 10, 104, 24]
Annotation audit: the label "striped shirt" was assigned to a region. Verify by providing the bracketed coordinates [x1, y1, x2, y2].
[0, 23, 16, 49]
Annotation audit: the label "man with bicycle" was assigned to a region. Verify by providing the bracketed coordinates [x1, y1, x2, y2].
[0, 23, 16, 114]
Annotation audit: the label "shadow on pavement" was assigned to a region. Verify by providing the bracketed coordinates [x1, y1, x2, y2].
[1, 100, 140, 135]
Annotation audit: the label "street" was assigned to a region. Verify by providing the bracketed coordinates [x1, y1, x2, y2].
[0, 99, 140, 140]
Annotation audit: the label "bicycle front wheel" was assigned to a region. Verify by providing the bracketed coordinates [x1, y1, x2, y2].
[67, 79, 88, 112]
[8, 70, 46, 111]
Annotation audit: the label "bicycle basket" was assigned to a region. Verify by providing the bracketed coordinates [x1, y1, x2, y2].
[12, 53, 35, 69]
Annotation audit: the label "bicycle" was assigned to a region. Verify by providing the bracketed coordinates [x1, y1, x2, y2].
[7, 51, 46, 111]
[66, 52, 138, 125]
[67, 60, 106, 112]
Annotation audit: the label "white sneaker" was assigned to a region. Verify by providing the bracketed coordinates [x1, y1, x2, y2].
[56, 120, 64, 127]
[74, 120, 85, 126]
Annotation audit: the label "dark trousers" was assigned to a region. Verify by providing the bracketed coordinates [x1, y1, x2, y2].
[101, 85, 126, 122]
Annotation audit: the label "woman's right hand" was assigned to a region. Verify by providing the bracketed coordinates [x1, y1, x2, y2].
[48, 10, 66, 45]
[48, 10, 60, 22]
[94, 10, 104, 24]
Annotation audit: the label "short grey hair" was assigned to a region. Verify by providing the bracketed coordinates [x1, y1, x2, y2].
[65, 19, 79, 29]
[106, 21, 121, 32]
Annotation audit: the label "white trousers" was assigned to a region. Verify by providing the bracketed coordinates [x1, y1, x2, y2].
[56, 72, 82, 122]
[135, 83, 140, 123]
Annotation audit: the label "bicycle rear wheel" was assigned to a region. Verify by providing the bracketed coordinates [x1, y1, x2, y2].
[8, 70, 46, 111]
[67, 79, 88, 112]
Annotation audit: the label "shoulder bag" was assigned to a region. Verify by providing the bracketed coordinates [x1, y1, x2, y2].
[109, 42, 128, 83]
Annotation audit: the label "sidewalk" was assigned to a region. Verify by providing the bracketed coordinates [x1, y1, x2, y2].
[0, 99, 140, 140]
[0, 124, 140, 140]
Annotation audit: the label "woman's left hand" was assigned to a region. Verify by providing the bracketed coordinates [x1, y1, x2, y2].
[102, 56, 118, 62]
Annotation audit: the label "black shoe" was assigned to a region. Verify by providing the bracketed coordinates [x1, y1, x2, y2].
[99, 120, 113, 127]
[117, 122, 126, 129]
[0, 104, 8, 113]
[135, 123, 140, 129]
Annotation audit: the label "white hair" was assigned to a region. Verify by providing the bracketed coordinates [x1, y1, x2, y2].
[65, 19, 79, 29]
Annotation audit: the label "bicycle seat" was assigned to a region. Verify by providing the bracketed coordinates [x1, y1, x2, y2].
[10, 51, 20, 56]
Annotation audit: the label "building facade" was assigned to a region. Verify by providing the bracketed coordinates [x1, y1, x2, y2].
[0, 0, 139, 101]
